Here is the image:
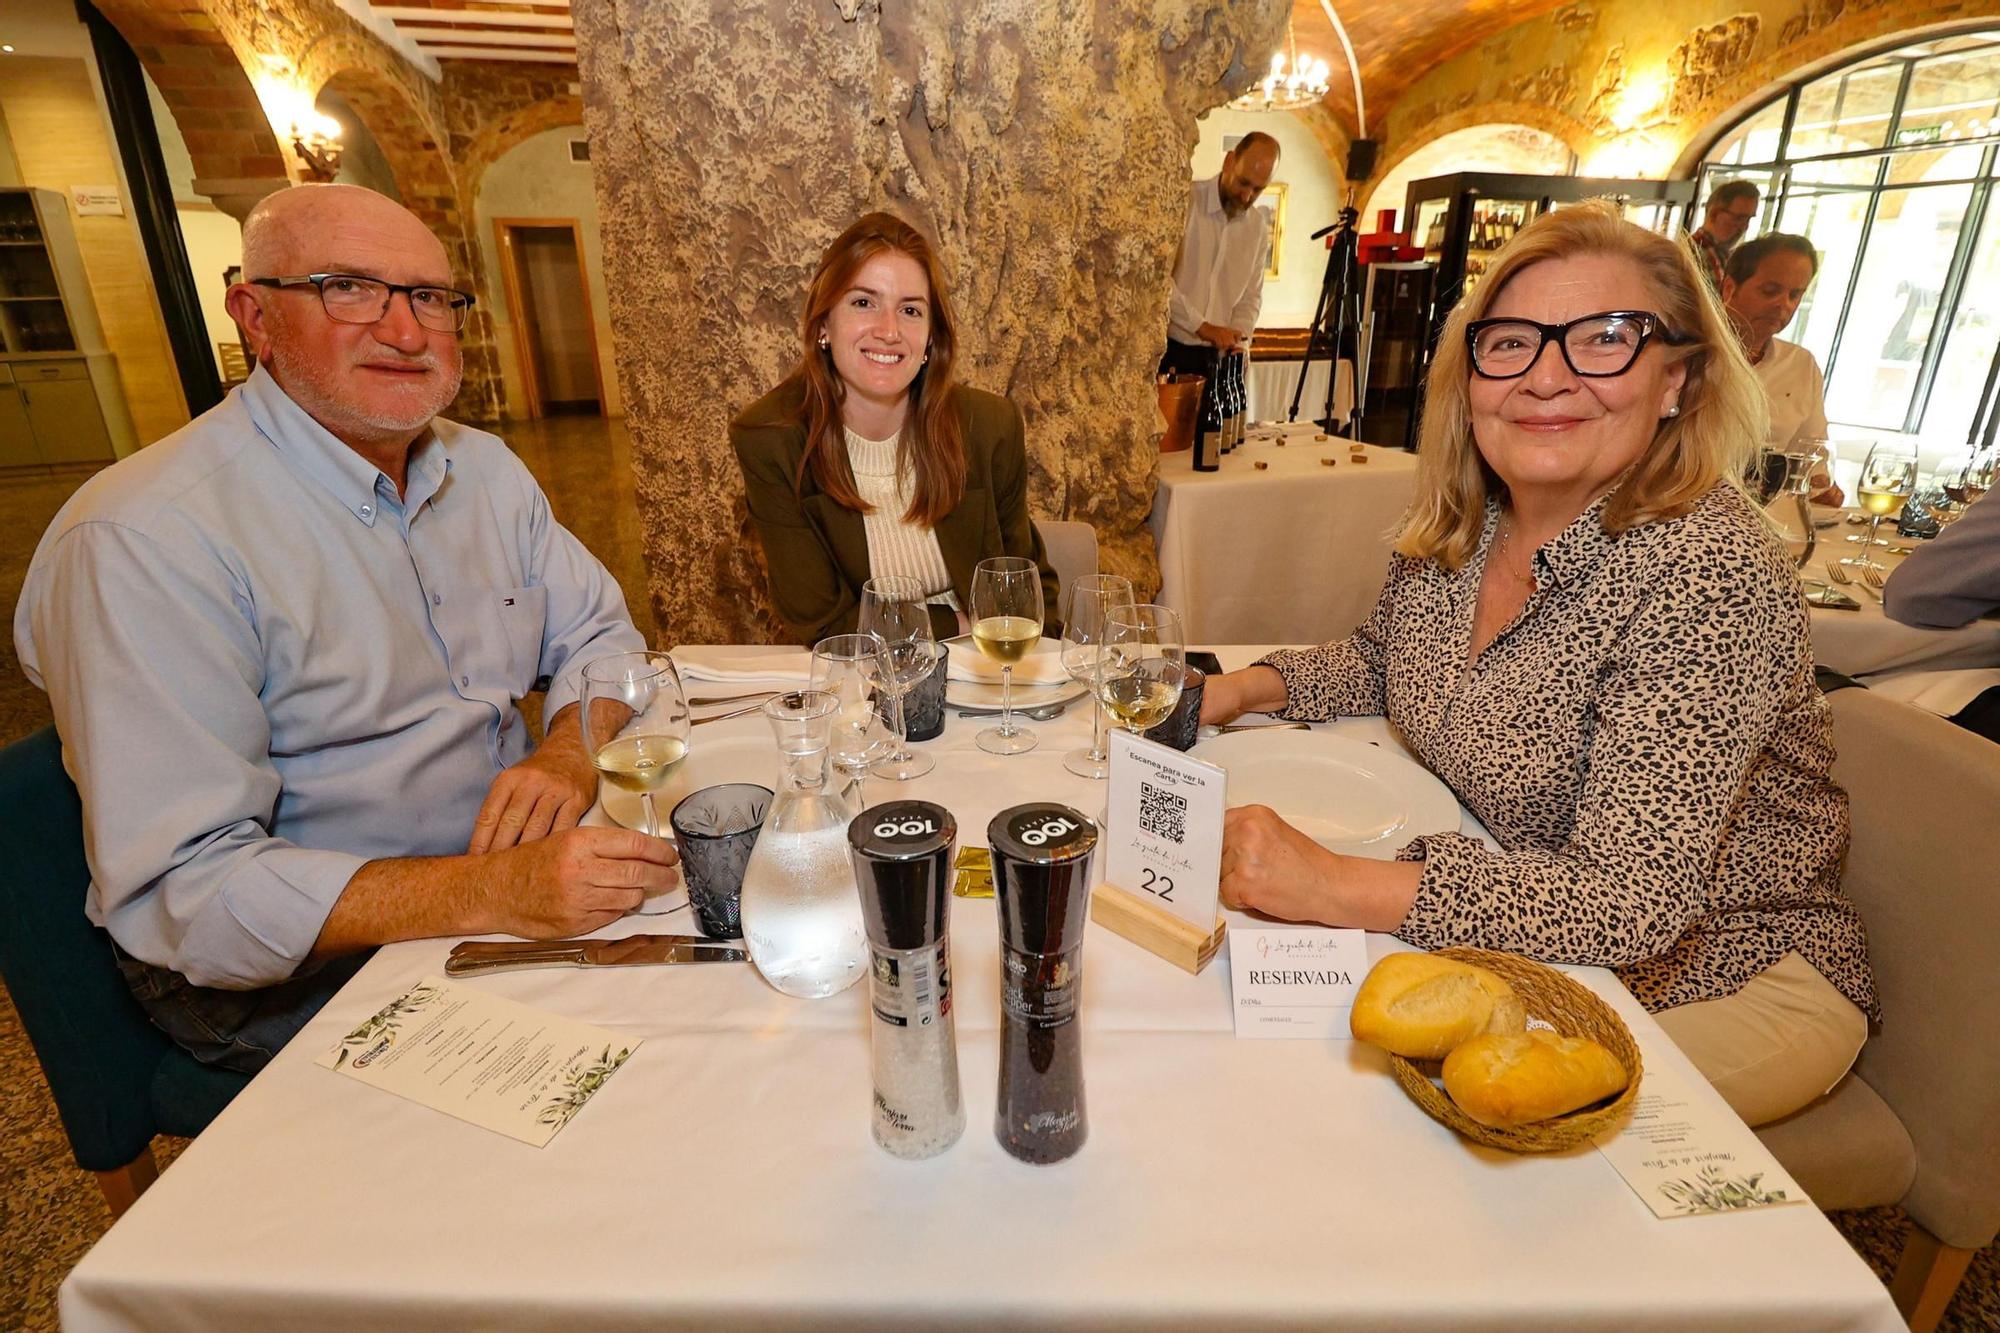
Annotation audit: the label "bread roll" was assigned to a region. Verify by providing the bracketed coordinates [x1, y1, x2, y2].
[1442, 1031, 1629, 1127]
[1348, 953, 1527, 1059]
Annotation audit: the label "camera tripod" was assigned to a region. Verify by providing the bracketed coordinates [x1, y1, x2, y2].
[1287, 199, 1365, 438]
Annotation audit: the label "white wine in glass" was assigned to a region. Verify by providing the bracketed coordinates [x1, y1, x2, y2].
[970, 556, 1045, 756]
[971, 615, 1040, 663]
[1098, 603, 1185, 739]
[1841, 440, 1916, 572]
[580, 650, 691, 840]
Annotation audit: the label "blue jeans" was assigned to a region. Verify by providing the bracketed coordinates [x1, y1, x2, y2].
[114, 945, 373, 1074]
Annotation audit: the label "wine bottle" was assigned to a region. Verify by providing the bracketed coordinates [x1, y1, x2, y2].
[1193, 358, 1222, 472]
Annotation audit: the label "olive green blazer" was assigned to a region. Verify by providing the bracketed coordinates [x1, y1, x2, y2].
[731, 377, 1059, 646]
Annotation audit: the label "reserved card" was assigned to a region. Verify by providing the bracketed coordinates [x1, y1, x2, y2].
[1596, 1054, 1807, 1218]
[1103, 729, 1226, 931]
[317, 976, 639, 1147]
[1229, 927, 1369, 1038]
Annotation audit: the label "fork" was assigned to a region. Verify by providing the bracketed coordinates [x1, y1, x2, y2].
[1859, 565, 1889, 594]
[1826, 563, 1881, 603]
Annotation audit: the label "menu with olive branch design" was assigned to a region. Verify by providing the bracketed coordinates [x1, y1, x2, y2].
[1595, 1052, 1805, 1219]
[316, 976, 639, 1146]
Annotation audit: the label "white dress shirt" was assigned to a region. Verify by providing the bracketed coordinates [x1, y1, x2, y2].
[15, 367, 642, 989]
[1755, 338, 1829, 451]
[1167, 175, 1271, 347]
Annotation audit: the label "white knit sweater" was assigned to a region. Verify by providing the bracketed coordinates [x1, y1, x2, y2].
[844, 427, 959, 610]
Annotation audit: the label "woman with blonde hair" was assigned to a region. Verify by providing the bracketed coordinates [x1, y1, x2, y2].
[732, 211, 1056, 644]
[1201, 200, 1876, 1126]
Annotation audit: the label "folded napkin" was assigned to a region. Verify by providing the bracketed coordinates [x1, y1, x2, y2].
[946, 636, 1072, 687]
[670, 645, 813, 686]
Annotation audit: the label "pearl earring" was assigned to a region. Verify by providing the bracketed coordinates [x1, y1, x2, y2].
[818, 335, 829, 349]
[1666, 404, 1681, 418]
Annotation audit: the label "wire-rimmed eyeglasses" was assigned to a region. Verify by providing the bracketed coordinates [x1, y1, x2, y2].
[251, 273, 476, 334]
[1466, 311, 1696, 380]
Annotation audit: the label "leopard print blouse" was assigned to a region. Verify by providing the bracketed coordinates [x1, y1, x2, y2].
[1260, 482, 1879, 1020]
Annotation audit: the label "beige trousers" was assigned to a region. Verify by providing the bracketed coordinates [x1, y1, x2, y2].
[1653, 952, 1869, 1128]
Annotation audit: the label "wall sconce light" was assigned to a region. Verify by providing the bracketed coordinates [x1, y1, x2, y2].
[291, 113, 345, 182]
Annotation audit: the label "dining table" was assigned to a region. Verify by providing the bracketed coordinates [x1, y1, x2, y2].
[1802, 507, 2000, 685]
[1151, 427, 1420, 646]
[59, 646, 1902, 1332]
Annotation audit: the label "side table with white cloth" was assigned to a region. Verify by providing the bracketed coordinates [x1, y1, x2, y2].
[61, 647, 1900, 1332]
[1245, 357, 1355, 427]
[1151, 426, 1418, 644]
[1802, 510, 2000, 716]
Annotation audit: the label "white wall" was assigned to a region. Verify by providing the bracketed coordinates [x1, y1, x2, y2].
[1190, 107, 1343, 329]
[475, 125, 619, 418]
[145, 72, 242, 377]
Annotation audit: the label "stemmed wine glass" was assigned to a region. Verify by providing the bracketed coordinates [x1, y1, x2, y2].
[1096, 604, 1186, 738]
[812, 632, 893, 784]
[579, 651, 691, 839]
[1841, 440, 1918, 572]
[969, 556, 1045, 756]
[1060, 573, 1136, 779]
[857, 575, 938, 781]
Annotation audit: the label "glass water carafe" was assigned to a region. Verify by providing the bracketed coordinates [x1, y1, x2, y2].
[739, 690, 869, 999]
[1760, 446, 1819, 568]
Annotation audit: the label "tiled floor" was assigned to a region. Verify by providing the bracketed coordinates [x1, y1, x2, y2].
[2, 416, 1996, 1329]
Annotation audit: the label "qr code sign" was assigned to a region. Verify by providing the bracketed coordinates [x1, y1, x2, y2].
[1138, 781, 1188, 844]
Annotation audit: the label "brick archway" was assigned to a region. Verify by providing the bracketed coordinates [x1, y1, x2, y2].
[456, 94, 586, 202]
[311, 63, 503, 423]
[90, 0, 290, 202]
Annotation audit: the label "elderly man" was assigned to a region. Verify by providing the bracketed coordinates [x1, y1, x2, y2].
[1691, 179, 1760, 290]
[16, 184, 674, 1072]
[1724, 231, 1842, 505]
[1160, 131, 1280, 390]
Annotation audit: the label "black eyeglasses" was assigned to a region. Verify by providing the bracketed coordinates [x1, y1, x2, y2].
[1465, 311, 1696, 380]
[251, 273, 476, 333]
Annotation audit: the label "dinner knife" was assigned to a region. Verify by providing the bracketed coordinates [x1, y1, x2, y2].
[445, 934, 748, 977]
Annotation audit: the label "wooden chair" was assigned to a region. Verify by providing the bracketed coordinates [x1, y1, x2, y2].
[1753, 689, 2000, 1330]
[0, 727, 248, 1216]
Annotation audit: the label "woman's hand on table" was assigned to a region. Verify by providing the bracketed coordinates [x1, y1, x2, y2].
[1219, 805, 1424, 932]
[1199, 665, 1288, 725]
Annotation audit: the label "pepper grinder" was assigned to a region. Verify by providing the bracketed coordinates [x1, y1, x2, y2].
[989, 802, 1099, 1164]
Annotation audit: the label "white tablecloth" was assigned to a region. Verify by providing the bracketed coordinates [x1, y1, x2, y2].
[1246, 357, 1354, 425]
[1803, 510, 2000, 679]
[1151, 430, 1419, 644]
[61, 648, 1899, 1332]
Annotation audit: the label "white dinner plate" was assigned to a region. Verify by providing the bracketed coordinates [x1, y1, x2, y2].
[941, 636, 1090, 709]
[1188, 729, 1460, 858]
[596, 732, 776, 834]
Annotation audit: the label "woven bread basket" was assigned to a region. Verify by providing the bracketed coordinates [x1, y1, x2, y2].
[1386, 947, 1644, 1153]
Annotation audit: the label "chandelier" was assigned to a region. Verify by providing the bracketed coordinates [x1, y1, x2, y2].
[1229, 22, 1332, 114]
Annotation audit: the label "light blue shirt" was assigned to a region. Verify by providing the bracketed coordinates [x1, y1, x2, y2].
[15, 368, 643, 988]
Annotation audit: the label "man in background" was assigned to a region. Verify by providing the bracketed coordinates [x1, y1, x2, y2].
[16, 184, 675, 1072]
[1724, 231, 1841, 505]
[1161, 131, 1280, 387]
[1691, 179, 1760, 290]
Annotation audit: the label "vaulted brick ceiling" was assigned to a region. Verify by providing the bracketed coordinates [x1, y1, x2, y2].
[1290, 0, 1583, 136]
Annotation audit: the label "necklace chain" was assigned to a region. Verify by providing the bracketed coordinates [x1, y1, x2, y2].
[1494, 518, 1536, 585]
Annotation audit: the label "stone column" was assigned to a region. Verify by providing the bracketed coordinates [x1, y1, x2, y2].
[574, 0, 1286, 643]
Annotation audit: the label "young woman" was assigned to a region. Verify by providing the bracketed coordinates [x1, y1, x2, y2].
[731, 212, 1057, 644]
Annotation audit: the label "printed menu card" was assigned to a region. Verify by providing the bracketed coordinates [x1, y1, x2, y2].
[317, 976, 639, 1147]
[1596, 1052, 1807, 1218]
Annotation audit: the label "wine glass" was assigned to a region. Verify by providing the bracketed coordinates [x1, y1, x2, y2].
[1059, 573, 1136, 779]
[1935, 452, 1974, 526]
[812, 632, 893, 783]
[579, 651, 690, 839]
[857, 575, 938, 781]
[1096, 604, 1186, 738]
[969, 556, 1045, 756]
[1841, 440, 1918, 572]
